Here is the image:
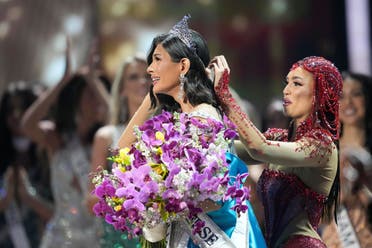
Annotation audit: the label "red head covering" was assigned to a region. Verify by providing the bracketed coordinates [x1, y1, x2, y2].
[290, 56, 343, 141]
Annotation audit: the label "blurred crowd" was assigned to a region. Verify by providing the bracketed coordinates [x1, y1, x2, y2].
[1, 36, 372, 248]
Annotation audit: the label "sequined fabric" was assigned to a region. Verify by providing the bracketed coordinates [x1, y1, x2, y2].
[264, 127, 334, 162]
[40, 135, 101, 248]
[257, 169, 326, 247]
[263, 128, 288, 141]
[214, 56, 341, 248]
[290, 56, 342, 142]
[281, 235, 326, 248]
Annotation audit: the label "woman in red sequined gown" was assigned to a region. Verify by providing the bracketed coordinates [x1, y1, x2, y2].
[211, 56, 342, 248]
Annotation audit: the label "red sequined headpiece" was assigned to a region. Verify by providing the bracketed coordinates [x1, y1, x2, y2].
[291, 56, 342, 141]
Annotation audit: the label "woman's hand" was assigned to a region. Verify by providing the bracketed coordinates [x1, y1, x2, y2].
[17, 166, 36, 203]
[83, 38, 100, 80]
[199, 199, 221, 213]
[17, 166, 53, 207]
[15, 167, 53, 221]
[208, 55, 233, 104]
[208, 55, 230, 83]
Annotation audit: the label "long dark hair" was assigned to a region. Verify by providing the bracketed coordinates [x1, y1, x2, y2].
[324, 141, 340, 223]
[147, 29, 221, 113]
[53, 74, 103, 143]
[0, 82, 38, 174]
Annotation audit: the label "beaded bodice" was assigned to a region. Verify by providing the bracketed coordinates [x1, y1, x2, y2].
[40, 134, 100, 248]
[50, 135, 91, 214]
[257, 169, 326, 247]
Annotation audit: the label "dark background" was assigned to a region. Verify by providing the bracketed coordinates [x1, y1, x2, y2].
[0, 0, 370, 111]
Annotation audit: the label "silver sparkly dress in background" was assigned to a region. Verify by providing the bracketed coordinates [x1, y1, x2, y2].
[40, 135, 101, 248]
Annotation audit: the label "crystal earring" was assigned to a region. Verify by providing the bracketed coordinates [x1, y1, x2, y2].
[178, 74, 186, 101]
[315, 110, 321, 124]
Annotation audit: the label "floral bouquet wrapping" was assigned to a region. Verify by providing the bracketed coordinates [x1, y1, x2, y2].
[92, 110, 250, 246]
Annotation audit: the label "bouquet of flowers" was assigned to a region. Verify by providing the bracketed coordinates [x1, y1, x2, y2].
[92, 110, 250, 245]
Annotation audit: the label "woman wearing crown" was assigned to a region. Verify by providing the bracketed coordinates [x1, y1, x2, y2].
[113, 15, 266, 248]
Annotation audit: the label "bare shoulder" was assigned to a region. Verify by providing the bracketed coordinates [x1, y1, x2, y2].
[92, 125, 115, 147]
[95, 125, 115, 139]
[189, 103, 221, 121]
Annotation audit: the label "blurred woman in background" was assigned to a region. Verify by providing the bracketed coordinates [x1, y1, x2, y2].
[21, 39, 109, 248]
[321, 72, 372, 248]
[0, 81, 53, 248]
[87, 53, 151, 248]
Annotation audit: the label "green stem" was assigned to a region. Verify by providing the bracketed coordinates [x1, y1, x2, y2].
[139, 236, 166, 248]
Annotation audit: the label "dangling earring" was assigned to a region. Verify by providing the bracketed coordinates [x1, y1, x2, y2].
[313, 95, 321, 124]
[178, 73, 186, 101]
[315, 110, 321, 124]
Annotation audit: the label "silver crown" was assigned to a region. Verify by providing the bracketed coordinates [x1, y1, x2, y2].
[169, 14, 195, 51]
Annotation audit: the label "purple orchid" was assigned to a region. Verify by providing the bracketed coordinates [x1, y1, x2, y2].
[91, 110, 251, 239]
[94, 179, 116, 198]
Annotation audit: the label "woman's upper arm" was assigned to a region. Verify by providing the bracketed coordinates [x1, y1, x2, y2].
[91, 127, 112, 172]
[250, 135, 336, 168]
[117, 94, 154, 148]
[88, 127, 111, 194]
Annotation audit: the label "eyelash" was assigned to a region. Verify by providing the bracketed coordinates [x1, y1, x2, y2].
[283, 81, 301, 86]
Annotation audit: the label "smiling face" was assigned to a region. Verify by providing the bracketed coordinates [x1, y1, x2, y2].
[283, 66, 315, 125]
[147, 44, 183, 99]
[339, 77, 365, 126]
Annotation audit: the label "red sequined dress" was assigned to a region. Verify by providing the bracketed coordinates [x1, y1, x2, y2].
[214, 56, 342, 248]
[256, 127, 335, 248]
[258, 168, 326, 247]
